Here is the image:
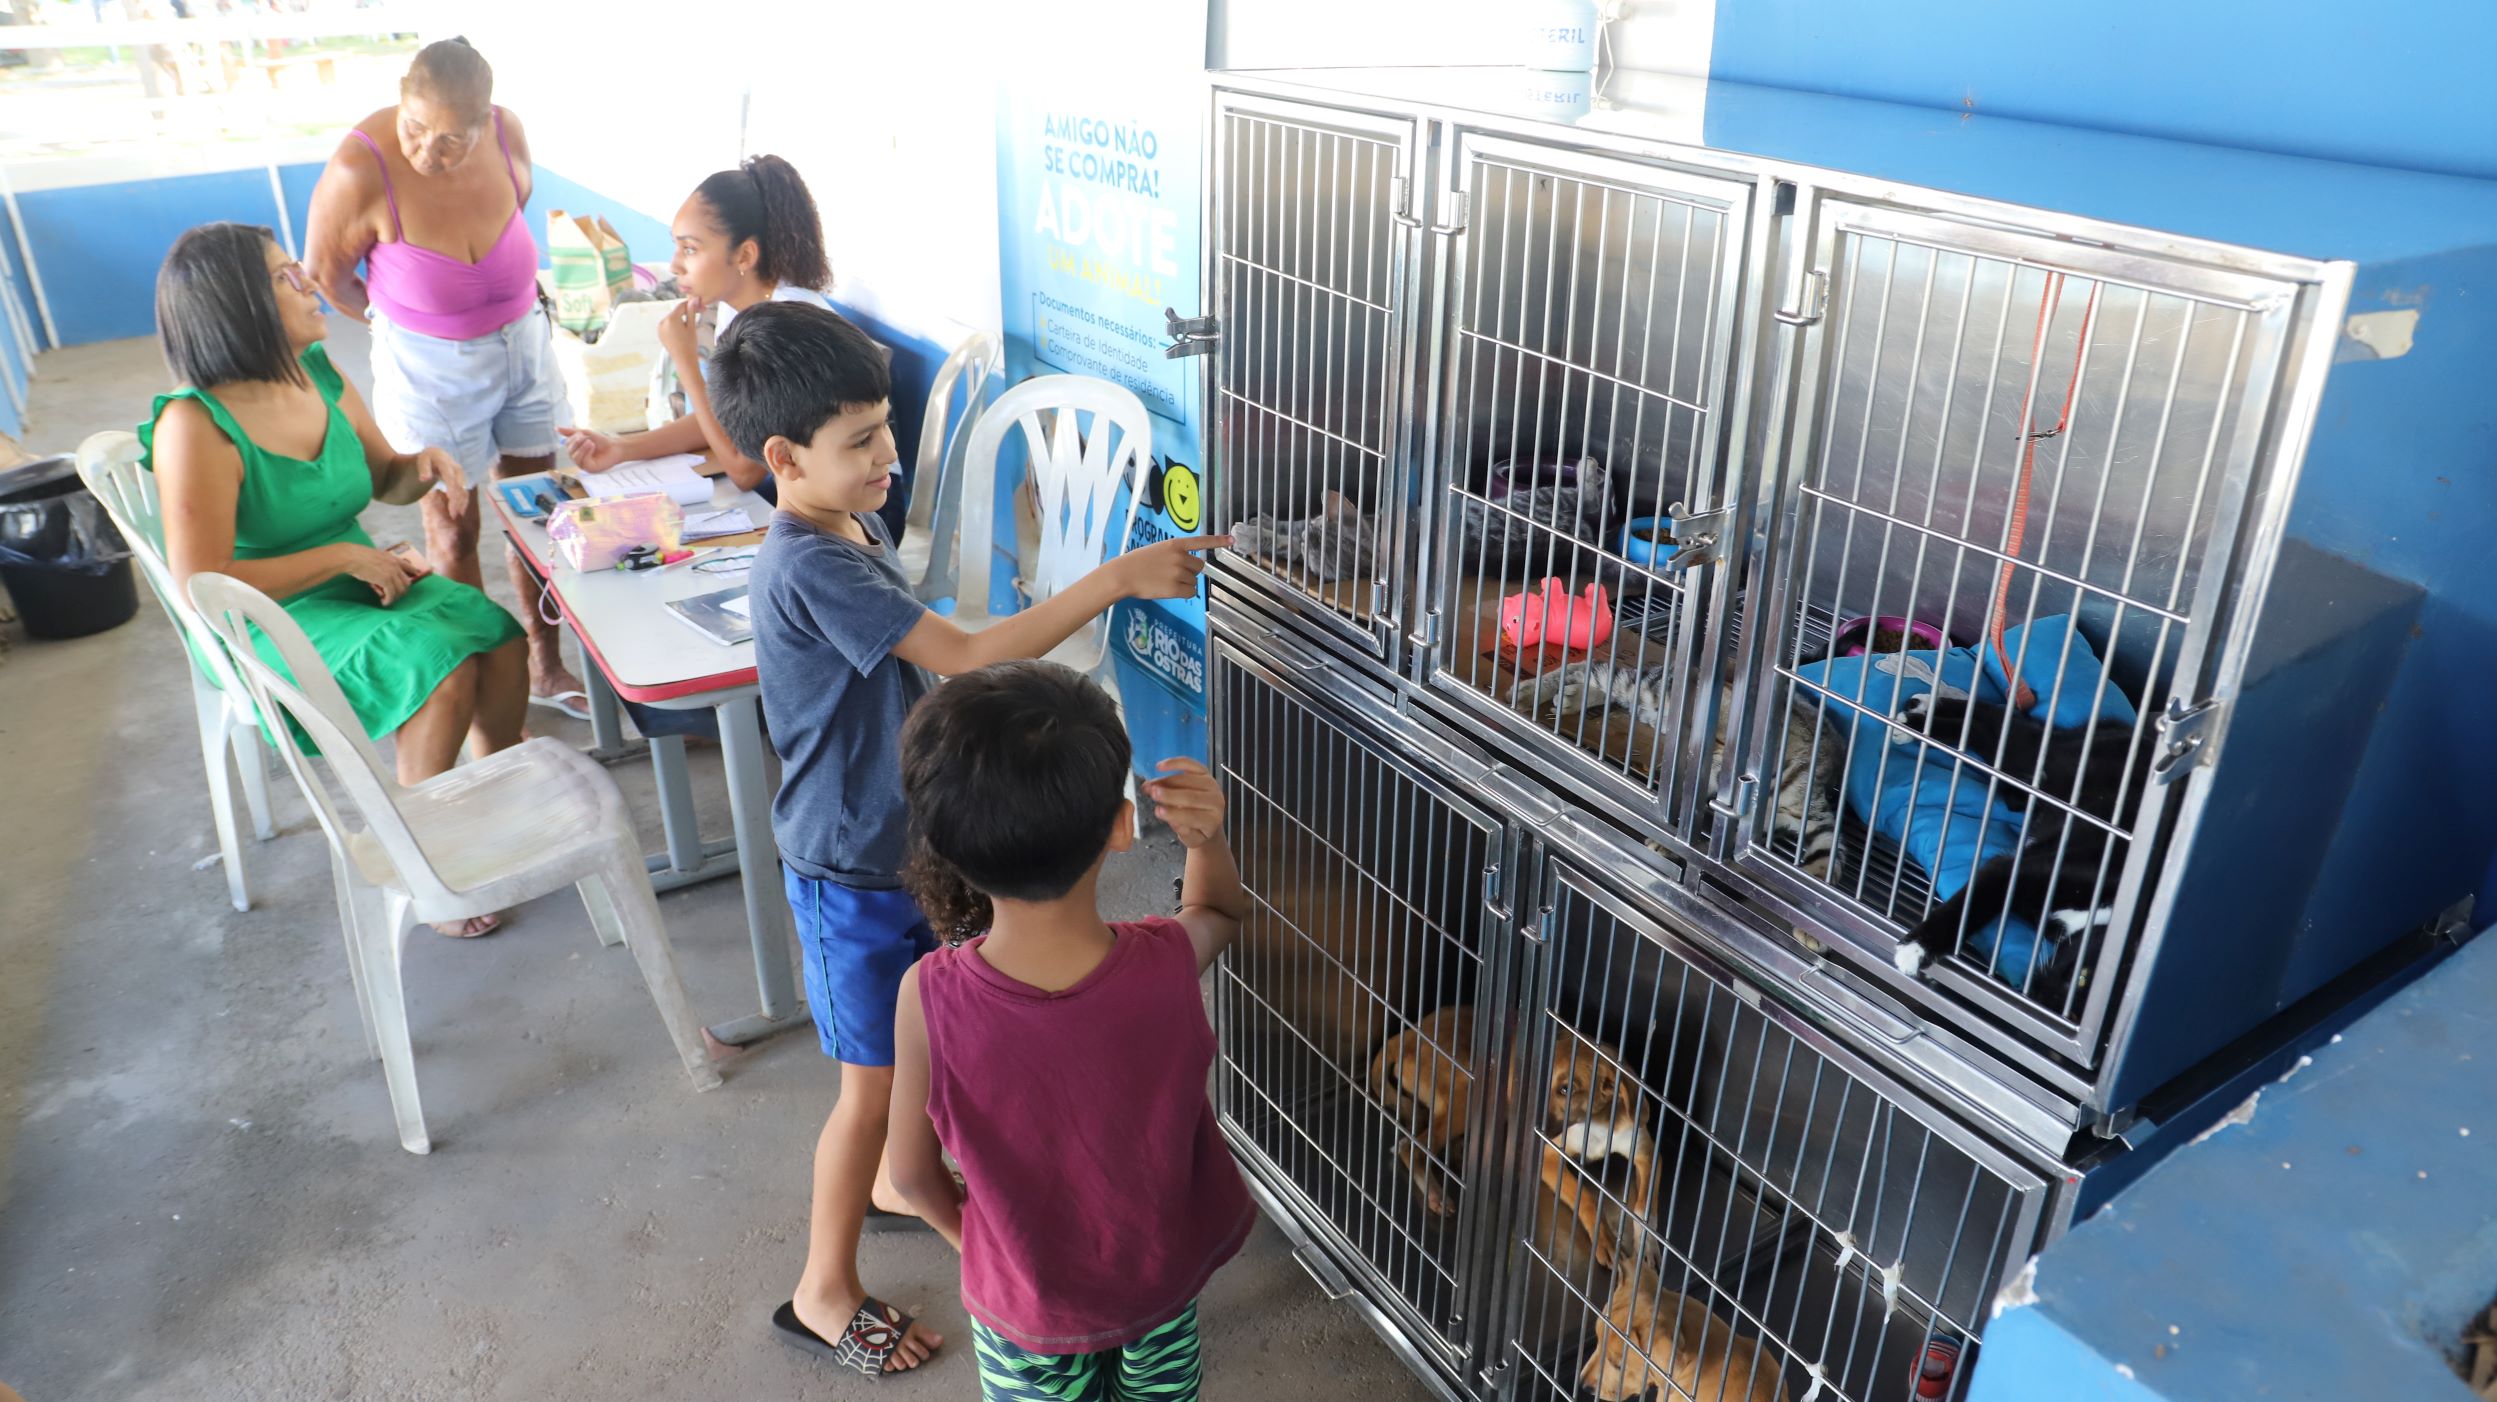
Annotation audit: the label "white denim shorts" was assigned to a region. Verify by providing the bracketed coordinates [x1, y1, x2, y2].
[368, 302, 562, 476]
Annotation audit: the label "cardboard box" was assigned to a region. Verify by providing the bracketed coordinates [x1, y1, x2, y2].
[539, 275, 682, 434]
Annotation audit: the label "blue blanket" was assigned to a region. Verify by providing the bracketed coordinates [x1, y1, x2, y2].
[1793, 616, 2137, 987]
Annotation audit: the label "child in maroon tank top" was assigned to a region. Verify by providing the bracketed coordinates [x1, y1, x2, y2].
[885, 661, 1253, 1400]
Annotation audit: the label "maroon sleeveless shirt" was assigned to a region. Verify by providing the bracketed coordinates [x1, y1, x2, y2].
[918, 917, 1255, 1353]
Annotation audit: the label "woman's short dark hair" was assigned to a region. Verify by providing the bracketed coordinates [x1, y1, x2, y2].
[155, 222, 303, 389]
[901, 661, 1134, 940]
[709, 301, 890, 461]
[403, 37, 492, 121]
[693, 154, 831, 292]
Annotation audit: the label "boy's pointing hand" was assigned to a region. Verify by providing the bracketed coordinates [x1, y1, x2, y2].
[1112, 534, 1230, 601]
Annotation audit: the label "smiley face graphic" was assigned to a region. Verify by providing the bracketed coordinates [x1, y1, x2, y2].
[1161, 460, 1202, 532]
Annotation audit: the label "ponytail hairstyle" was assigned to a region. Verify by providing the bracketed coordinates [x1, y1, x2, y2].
[904, 842, 993, 948]
[898, 661, 1134, 945]
[693, 154, 831, 292]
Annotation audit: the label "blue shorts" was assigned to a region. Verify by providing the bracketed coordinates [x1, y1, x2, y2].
[784, 869, 937, 1066]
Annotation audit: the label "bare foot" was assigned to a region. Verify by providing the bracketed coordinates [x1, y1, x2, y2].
[869, 1184, 920, 1218]
[794, 1289, 943, 1373]
[431, 913, 504, 939]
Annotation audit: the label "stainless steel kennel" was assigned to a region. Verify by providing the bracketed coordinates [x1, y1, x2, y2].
[1195, 67, 2497, 1402]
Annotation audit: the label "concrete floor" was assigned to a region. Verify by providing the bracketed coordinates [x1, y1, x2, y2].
[0, 331, 1437, 1401]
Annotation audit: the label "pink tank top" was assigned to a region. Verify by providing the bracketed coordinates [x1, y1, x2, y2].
[352, 108, 540, 342]
[919, 917, 1255, 1353]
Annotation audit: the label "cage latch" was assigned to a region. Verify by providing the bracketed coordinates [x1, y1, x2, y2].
[1661, 503, 1732, 569]
[1774, 267, 1829, 326]
[1163, 307, 1220, 359]
[2150, 696, 2221, 784]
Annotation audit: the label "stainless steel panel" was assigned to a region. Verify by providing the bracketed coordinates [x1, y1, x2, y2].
[1210, 92, 1421, 662]
[1209, 635, 1514, 1371]
[1734, 195, 2303, 1062]
[1421, 132, 1760, 863]
[1494, 864, 2050, 1402]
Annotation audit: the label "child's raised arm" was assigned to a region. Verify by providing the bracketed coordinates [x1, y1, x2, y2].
[891, 534, 1227, 677]
[1146, 758, 1245, 973]
[885, 965, 965, 1251]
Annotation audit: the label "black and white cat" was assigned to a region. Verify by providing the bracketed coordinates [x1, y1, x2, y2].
[1889, 691, 2149, 1003]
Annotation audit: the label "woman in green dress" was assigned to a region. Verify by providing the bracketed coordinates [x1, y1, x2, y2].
[146, 221, 527, 937]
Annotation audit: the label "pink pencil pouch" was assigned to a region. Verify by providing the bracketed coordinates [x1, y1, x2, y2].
[547, 494, 683, 572]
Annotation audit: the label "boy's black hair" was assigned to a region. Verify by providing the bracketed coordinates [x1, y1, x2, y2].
[708, 301, 891, 465]
[901, 661, 1133, 931]
[155, 222, 305, 390]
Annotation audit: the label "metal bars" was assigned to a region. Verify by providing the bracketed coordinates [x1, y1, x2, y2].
[1498, 870, 2044, 1402]
[1213, 102, 1408, 650]
[1427, 141, 1750, 857]
[1209, 642, 1504, 1368]
[1741, 212, 2292, 1039]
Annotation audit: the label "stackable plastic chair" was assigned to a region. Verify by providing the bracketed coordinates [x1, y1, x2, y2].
[908, 330, 1004, 605]
[76, 430, 274, 912]
[953, 374, 1154, 677]
[186, 572, 722, 1153]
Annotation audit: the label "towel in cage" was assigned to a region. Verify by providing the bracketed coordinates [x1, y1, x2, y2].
[1794, 615, 2138, 986]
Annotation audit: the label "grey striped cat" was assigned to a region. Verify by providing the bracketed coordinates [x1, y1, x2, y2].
[1509, 661, 1843, 877]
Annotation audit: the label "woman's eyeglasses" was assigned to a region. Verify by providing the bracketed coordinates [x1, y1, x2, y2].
[272, 262, 313, 295]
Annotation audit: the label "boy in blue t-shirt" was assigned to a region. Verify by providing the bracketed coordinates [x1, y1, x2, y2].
[708, 302, 1223, 1379]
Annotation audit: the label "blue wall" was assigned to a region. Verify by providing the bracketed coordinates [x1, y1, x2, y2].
[1708, 0, 2497, 180]
[12, 158, 682, 354]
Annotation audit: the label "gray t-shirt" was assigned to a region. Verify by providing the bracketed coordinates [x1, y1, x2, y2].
[751, 510, 932, 887]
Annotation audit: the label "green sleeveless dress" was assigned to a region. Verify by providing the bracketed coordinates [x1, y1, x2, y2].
[139, 344, 524, 740]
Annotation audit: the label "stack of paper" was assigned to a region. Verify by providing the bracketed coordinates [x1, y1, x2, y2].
[681, 507, 754, 541]
[578, 454, 714, 509]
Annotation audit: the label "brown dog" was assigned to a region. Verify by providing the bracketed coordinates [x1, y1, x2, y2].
[1370, 1006, 1479, 1216]
[1374, 1011, 1659, 1265]
[1536, 1024, 1659, 1270]
[1581, 1258, 1790, 1402]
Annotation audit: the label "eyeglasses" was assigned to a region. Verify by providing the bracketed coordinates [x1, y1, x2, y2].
[272, 262, 313, 295]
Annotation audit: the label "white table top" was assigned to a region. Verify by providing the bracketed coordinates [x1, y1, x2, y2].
[491, 477, 771, 709]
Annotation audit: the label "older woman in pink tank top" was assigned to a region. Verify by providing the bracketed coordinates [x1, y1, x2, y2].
[304, 38, 584, 713]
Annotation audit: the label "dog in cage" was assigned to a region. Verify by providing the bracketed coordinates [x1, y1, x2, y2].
[1509, 660, 1845, 878]
[1580, 1254, 1791, 1402]
[1889, 691, 2151, 1003]
[1370, 1013, 1659, 1268]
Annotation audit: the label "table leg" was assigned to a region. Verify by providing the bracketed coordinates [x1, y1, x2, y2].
[581, 653, 641, 765]
[646, 733, 740, 891]
[706, 694, 810, 1046]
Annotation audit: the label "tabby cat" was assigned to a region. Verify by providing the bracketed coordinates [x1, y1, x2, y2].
[1509, 662, 1843, 877]
[1232, 490, 1379, 583]
[1455, 456, 1612, 579]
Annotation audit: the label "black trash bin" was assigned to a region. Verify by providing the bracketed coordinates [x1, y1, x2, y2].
[0, 455, 139, 640]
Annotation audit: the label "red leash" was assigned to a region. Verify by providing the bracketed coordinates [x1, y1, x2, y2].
[1989, 271, 2098, 712]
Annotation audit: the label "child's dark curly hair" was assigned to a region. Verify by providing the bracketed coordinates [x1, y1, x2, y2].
[900, 660, 1133, 945]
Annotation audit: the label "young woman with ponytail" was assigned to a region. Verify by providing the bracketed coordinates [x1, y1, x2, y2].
[559, 154, 835, 496]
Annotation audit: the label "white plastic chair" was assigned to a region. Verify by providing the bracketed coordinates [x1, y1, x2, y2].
[908, 330, 1003, 604]
[76, 430, 274, 912]
[953, 374, 1154, 677]
[186, 572, 723, 1153]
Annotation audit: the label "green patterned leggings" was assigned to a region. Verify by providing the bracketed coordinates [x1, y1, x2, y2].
[969, 1302, 1203, 1401]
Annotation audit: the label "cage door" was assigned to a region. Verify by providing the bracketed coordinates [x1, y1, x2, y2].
[1732, 194, 2303, 1061]
[1206, 91, 1424, 664]
[1208, 633, 1523, 1377]
[1492, 859, 2051, 1402]
[1419, 132, 1761, 863]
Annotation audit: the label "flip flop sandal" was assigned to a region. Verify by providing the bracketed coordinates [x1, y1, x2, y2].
[771, 1296, 918, 1378]
[530, 690, 592, 722]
